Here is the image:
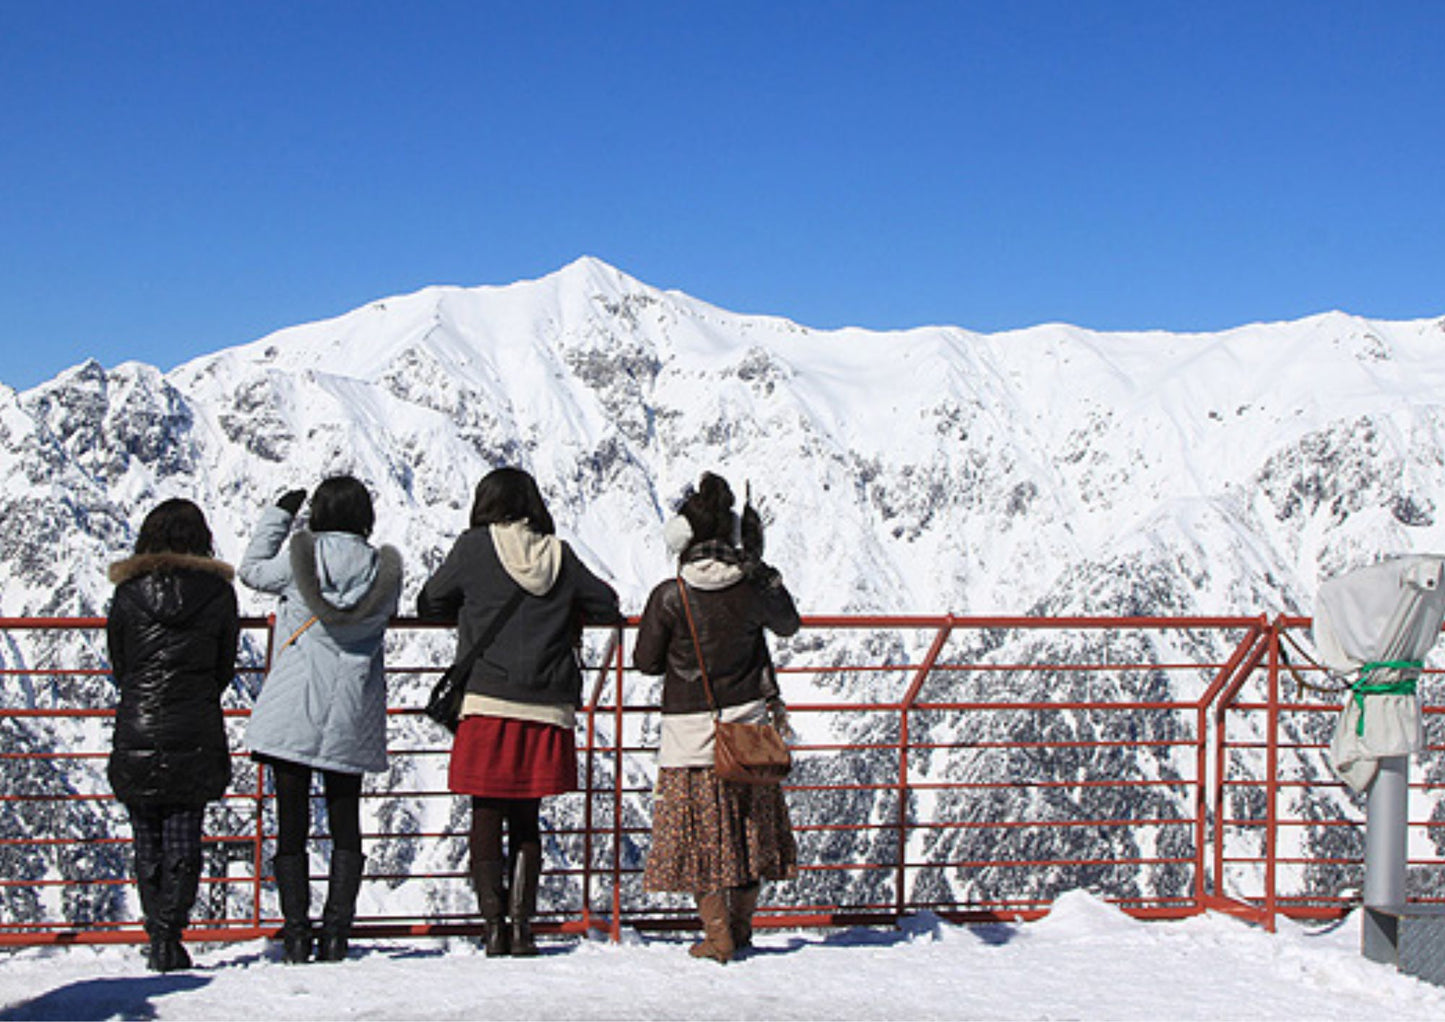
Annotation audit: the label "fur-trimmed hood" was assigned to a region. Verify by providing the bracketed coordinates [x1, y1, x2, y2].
[108, 552, 236, 630]
[289, 530, 404, 627]
[108, 552, 235, 586]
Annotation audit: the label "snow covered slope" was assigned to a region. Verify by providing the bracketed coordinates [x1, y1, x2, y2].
[5, 256, 1443, 624]
[3, 894, 1444, 1021]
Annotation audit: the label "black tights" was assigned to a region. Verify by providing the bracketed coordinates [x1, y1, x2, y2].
[469, 797, 541, 864]
[269, 758, 363, 855]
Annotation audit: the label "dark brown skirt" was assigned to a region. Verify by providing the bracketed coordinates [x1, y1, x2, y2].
[643, 766, 797, 893]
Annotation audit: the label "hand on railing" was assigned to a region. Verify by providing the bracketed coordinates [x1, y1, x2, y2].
[767, 697, 794, 741]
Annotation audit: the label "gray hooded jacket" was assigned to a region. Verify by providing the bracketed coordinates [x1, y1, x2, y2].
[241, 506, 403, 774]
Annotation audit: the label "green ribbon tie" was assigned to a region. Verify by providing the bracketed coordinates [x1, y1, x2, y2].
[1351, 660, 1422, 736]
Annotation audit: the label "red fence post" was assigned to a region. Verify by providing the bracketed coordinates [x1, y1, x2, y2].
[1207, 619, 1269, 920]
[1263, 617, 1283, 933]
[580, 676, 597, 937]
[251, 614, 277, 934]
[610, 629, 624, 943]
[895, 622, 953, 922]
[579, 630, 621, 939]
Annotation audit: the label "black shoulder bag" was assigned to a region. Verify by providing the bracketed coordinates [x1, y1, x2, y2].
[425, 588, 526, 733]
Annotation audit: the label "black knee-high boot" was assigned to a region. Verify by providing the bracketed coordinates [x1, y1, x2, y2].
[469, 857, 509, 957]
[148, 852, 200, 972]
[272, 853, 313, 964]
[135, 849, 165, 970]
[508, 841, 541, 957]
[317, 850, 365, 962]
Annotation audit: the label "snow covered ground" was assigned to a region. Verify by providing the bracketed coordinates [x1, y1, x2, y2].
[2, 893, 1443, 1021]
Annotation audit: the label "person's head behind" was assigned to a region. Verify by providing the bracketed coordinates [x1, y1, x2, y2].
[135, 498, 215, 558]
[470, 467, 556, 535]
[679, 471, 736, 548]
[309, 475, 375, 538]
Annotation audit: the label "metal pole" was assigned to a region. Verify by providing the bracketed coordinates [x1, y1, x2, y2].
[1362, 754, 1409, 963]
[1263, 626, 1281, 932]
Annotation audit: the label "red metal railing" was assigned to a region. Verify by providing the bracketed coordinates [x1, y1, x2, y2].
[1, 613, 1441, 947]
[1210, 615, 1445, 930]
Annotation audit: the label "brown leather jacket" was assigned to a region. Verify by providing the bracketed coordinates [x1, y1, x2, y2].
[633, 564, 800, 715]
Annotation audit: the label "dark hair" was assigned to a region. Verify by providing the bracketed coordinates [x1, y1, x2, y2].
[308, 475, 375, 537]
[470, 467, 556, 535]
[679, 471, 735, 546]
[135, 498, 215, 557]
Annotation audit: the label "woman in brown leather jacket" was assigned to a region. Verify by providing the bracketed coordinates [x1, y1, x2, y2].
[634, 472, 799, 963]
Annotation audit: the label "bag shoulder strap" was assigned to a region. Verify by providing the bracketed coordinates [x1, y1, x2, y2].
[273, 615, 317, 660]
[675, 576, 720, 717]
[452, 586, 527, 678]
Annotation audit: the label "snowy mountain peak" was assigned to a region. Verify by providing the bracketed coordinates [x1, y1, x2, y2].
[1, 260, 1443, 624]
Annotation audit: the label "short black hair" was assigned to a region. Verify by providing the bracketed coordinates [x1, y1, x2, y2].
[470, 467, 556, 535]
[135, 498, 215, 557]
[308, 475, 375, 537]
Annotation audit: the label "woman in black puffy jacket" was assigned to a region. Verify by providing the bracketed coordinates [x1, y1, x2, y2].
[107, 498, 240, 972]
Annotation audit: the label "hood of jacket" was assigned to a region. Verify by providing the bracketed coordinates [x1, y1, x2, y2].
[107, 553, 235, 626]
[490, 521, 562, 596]
[679, 539, 745, 591]
[290, 531, 403, 625]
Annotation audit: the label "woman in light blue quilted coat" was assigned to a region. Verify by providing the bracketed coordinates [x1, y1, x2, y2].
[240, 476, 402, 964]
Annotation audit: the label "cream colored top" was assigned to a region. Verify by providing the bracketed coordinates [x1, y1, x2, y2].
[461, 692, 575, 730]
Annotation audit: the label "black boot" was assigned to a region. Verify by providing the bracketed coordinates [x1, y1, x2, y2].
[148, 853, 200, 972]
[135, 851, 165, 971]
[508, 842, 541, 957]
[469, 858, 508, 957]
[317, 850, 365, 962]
[272, 853, 313, 964]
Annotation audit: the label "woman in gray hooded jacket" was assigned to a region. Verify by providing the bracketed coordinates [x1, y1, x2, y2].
[240, 475, 402, 964]
[418, 467, 621, 956]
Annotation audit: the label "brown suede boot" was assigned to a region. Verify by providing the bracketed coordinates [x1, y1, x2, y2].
[728, 881, 761, 951]
[689, 891, 734, 964]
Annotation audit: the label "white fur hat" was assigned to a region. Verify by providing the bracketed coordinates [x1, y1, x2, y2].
[663, 515, 693, 557]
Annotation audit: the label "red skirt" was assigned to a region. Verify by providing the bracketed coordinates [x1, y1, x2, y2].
[448, 715, 577, 798]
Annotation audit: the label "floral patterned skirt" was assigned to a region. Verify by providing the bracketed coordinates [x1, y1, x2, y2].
[643, 766, 797, 893]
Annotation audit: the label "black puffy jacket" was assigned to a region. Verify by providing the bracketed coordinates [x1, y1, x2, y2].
[106, 553, 240, 806]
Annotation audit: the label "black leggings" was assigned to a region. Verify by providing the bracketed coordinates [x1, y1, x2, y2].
[469, 797, 541, 863]
[269, 758, 363, 855]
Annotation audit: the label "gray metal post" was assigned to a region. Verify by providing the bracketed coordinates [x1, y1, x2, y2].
[1362, 754, 1410, 962]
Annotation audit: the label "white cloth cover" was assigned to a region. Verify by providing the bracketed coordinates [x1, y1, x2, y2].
[1316, 555, 1445, 792]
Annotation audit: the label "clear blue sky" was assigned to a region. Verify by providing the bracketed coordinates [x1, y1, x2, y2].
[3, 1, 1443, 390]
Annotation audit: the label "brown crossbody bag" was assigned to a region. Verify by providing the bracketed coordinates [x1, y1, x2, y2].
[674, 577, 792, 784]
